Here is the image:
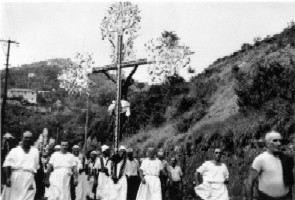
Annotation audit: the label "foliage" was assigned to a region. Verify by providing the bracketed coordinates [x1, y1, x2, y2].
[58, 53, 94, 95]
[101, 2, 141, 62]
[145, 31, 194, 83]
[234, 59, 295, 112]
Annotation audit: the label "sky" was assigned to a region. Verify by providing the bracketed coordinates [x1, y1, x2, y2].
[1, 1, 295, 82]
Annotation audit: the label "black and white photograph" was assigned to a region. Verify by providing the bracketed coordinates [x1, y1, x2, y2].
[1, 1, 295, 200]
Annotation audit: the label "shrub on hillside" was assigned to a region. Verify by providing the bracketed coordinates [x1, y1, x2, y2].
[234, 59, 295, 112]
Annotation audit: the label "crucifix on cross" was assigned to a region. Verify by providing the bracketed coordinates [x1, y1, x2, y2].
[91, 31, 153, 183]
[92, 38, 152, 151]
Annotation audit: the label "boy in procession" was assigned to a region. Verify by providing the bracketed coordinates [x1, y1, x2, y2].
[125, 148, 140, 200]
[167, 157, 183, 200]
[94, 145, 111, 200]
[1, 131, 40, 200]
[86, 150, 98, 200]
[72, 144, 87, 200]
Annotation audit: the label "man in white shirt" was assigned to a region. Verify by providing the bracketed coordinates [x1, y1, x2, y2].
[125, 148, 140, 200]
[245, 131, 294, 200]
[195, 148, 229, 200]
[44, 141, 78, 200]
[1, 131, 40, 200]
[168, 157, 183, 200]
[158, 151, 170, 200]
[72, 145, 87, 200]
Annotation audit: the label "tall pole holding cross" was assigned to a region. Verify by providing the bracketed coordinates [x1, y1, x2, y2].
[114, 34, 123, 152]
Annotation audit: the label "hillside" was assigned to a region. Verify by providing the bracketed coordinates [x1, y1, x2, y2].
[1, 22, 295, 199]
[121, 23, 295, 198]
[123, 23, 295, 150]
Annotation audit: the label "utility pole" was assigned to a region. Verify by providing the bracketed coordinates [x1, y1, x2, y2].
[0, 39, 19, 134]
[84, 95, 89, 153]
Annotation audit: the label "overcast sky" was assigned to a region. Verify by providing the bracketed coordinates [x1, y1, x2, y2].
[1, 1, 295, 81]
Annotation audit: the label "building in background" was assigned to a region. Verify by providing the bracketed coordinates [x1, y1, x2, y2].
[7, 88, 37, 104]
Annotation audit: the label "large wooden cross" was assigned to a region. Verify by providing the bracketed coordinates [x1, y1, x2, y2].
[92, 34, 152, 155]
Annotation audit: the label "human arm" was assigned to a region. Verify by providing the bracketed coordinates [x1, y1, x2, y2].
[44, 164, 53, 187]
[3, 148, 15, 187]
[139, 169, 146, 184]
[195, 172, 203, 186]
[4, 166, 12, 187]
[224, 165, 229, 184]
[72, 165, 79, 187]
[245, 168, 259, 200]
[195, 162, 207, 185]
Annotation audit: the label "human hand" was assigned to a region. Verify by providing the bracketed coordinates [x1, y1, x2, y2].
[141, 177, 146, 184]
[74, 178, 78, 187]
[44, 178, 50, 188]
[6, 178, 11, 187]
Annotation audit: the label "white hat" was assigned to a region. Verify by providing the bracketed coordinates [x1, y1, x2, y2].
[119, 145, 126, 151]
[265, 131, 281, 142]
[54, 145, 61, 149]
[91, 150, 97, 155]
[3, 133, 14, 139]
[126, 148, 133, 153]
[101, 145, 110, 152]
[23, 131, 33, 137]
[72, 145, 80, 149]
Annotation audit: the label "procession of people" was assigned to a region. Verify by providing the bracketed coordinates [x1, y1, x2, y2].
[1, 130, 295, 200]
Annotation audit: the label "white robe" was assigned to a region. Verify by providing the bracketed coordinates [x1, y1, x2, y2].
[74, 155, 87, 200]
[95, 157, 111, 200]
[1, 146, 39, 200]
[194, 161, 229, 200]
[107, 160, 127, 200]
[136, 159, 163, 200]
[47, 152, 76, 200]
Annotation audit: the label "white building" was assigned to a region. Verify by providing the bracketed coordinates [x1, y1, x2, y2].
[7, 88, 37, 104]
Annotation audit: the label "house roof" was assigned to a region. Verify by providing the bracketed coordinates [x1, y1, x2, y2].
[8, 88, 37, 93]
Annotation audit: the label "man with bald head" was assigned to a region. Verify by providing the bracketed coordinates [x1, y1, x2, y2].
[246, 131, 294, 200]
[1, 131, 39, 200]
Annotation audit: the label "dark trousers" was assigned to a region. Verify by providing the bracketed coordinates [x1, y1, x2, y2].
[160, 177, 168, 200]
[168, 181, 182, 200]
[258, 190, 292, 200]
[127, 175, 140, 200]
[70, 176, 76, 200]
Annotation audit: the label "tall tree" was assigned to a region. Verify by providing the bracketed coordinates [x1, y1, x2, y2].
[100, 2, 142, 100]
[101, 2, 141, 63]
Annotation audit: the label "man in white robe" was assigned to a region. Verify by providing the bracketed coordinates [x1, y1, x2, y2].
[1, 131, 40, 200]
[94, 145, 111, 200]
[107, 145, 128, 200]
[44, 141, 78, 200]
[194, 148, 229, 200]
[136, 147, 163, 200]
[72, 145, 87, 200]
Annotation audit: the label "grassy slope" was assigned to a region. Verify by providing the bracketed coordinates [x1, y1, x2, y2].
[122, 25, 295, 198]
